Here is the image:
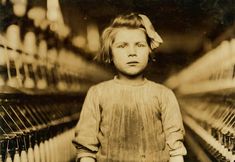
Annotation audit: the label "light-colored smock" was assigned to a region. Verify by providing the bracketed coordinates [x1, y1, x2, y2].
[73, 77, 187, 162]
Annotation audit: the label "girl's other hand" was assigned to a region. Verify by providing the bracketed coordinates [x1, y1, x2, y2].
[80, 157, 96, 162]
[169, 155, 184, 162]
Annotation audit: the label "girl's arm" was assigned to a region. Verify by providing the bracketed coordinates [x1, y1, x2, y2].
[72, 86, 100, 161]
[80, 157, 96, 162]
[161, 89, 187, 158]
[169, 155, 184, 162]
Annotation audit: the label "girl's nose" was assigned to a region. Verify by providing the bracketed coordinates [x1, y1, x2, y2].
[128, 45, 137, 57]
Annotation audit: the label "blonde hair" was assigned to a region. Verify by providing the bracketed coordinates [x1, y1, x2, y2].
[96, 13, 163, 63]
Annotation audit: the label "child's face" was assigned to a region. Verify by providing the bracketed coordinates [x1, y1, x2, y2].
[111, 28, 150, 77]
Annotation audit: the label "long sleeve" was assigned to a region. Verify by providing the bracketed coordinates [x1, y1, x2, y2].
[161, 89, 187, 157]
[72, 86, 100, 160]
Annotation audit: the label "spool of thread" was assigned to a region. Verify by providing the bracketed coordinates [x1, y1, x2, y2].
[39, 142, 46, 162]
[49, 138, 55, 162]
[33, 143, 40, 162]
[27, 136, 34, 162]
[13, 150, 20, 162]
[231, 39, 235, 79]
[87, 23, 101, 53]
[53, 136, 59, 162]
[38, 40, 47, 60]
[5, 152, 12, 162]
[20, 150, 28, 162]
[6, 24, 22, 87]
[37, 40, 48, 89]
[6, 25, 21, 64]
[23, 32, 37, 89]
[56, 49, 68, 91]
[1, 0, 6, 5]
[12, 0, 27, 17]
[0, 35, 7, 86]
[47, 48, 57, 65]
[0, 34, 7, 65]
[47, 48, 58, 87]
[44, 139, 50, 162]
[23, 32, 37, 60]
[63, 131, 70, 161]
[57, 134, 63, 161]
[47, 0, 60, 22]
[28, 7, 46, 27]
[0, 141, 2, 162]
[27, 147, 34, 162]
[6, 25, 21, 52]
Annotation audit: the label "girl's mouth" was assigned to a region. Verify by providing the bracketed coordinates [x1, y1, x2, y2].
[127, 61, 139, 65]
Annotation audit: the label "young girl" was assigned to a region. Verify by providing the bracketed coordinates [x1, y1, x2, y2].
[72, 13, 187, 162]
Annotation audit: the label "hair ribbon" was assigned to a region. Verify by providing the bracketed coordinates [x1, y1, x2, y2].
[138, 14, 163, 49]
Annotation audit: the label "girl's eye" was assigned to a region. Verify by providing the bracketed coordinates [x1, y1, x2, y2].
[117, 44, 127, 48]
[136, 43, 146, 47]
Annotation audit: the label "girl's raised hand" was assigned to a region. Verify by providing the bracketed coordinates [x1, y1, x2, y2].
[80, 157, 96, 162]
[169, 155, 184, 162]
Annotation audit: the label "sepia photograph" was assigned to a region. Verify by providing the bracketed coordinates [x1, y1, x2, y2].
[0, 0, 235, 162]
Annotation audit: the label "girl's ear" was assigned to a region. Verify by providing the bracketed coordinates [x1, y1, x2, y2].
[105, 50, 113, 64]
[149, 50, 157, 62]
[105, 58, 113, 64]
